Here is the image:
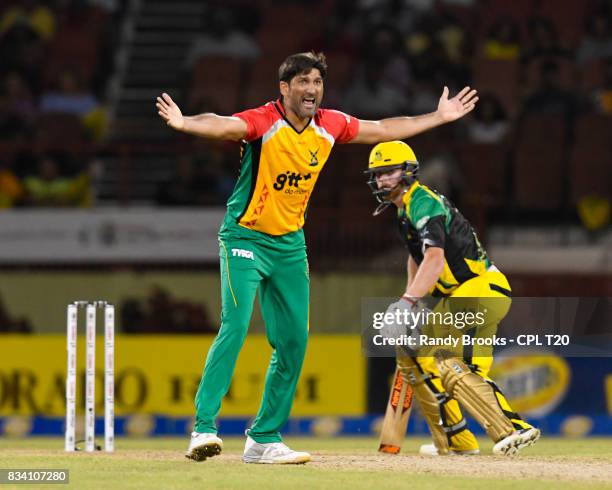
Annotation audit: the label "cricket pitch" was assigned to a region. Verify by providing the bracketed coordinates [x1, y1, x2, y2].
[1, 437, 611, 489]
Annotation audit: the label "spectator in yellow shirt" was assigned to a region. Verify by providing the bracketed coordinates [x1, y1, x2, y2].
[0, 1, 56, 41]
[23, 156, 92, 207]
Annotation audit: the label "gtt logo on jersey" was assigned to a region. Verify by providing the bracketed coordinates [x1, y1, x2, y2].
[232, 248, 254, 260]
[273, 171, 312, 192]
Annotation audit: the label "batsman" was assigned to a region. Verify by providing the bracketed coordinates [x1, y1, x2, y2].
[367, 141, 541, 456]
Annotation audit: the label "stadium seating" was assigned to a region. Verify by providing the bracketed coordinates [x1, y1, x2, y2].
[522, 57, 576, 93]
[531, 0, 590, 48]
[473, 58, 521, 118]
[513, 113, 568, 211]
[456, 142, 510, 207]
[190, 56, 246, 114]
[569, 114, 612, 203]
[580, 59, 607, 92]
[37, 113, 87, 146]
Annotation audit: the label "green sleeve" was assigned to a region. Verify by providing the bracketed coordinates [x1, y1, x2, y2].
[408, 190, 447, 231]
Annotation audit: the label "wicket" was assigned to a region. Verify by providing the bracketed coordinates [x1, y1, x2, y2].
[65, 301, 115, 452]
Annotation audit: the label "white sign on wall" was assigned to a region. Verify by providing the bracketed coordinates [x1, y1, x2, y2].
[0, 208, 226, 263]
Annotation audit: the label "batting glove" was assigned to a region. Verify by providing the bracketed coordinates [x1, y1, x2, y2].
[382, 296, 419, 340]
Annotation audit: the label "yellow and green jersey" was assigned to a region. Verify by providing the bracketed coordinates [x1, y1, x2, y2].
[398, 182, 492, 296]
[223, 99, 359, 236]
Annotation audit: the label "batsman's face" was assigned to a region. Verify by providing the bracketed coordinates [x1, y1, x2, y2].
[375, 169, 403, 191]
[281, 69, 324, 120]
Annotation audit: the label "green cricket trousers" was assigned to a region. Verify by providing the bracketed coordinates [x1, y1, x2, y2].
[194, 220, 309, 443]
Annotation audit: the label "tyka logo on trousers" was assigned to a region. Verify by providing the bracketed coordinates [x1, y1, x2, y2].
[232, 248, 254, 260]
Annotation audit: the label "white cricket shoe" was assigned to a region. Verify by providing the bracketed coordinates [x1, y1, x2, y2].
[242, 436, 311, 464]
[185, 432, 223, 461]
[419, 443, 480, 456]
[493, 427, 541, 456]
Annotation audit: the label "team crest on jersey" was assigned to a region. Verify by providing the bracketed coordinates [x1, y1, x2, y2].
[308, 147, 320, 166]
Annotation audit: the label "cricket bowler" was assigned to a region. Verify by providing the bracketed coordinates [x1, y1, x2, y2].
[156, 52, 478, 464]
[365, 140, 541, 456]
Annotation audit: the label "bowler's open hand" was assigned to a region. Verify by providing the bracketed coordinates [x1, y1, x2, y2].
[437, 86, 478, 122]
[156, 93, 184, 130]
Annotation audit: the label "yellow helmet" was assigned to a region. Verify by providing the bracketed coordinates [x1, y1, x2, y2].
[364, 141, 419, 215]
[368, 141, 418, 172]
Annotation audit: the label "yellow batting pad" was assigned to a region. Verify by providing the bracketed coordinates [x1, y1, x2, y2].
[435, 350, 514, 442]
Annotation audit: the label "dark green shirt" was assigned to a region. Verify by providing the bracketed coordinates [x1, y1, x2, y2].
[398, 182, 491, 296]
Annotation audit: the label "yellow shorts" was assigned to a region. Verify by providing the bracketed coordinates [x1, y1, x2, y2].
[418, 268, 512, 376]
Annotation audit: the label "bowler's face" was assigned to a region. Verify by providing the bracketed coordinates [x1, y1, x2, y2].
[281, 68, 324, 120]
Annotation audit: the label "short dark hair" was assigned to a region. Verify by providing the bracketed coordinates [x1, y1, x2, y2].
[278, 52, 327, 83]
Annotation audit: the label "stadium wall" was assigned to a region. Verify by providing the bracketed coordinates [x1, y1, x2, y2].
[0, 335, 610, 438]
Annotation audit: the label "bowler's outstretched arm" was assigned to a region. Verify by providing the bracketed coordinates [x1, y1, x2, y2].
[352, 86, 478, 144]
[156, 93, 247, 141]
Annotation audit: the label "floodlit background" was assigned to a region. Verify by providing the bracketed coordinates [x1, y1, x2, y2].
[0, 0, 610, 441]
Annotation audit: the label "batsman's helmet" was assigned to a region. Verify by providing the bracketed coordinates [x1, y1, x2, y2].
[364, 141, 419, 215]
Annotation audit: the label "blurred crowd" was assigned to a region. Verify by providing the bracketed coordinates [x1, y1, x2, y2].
[0, 0, 122, 208]
[180, 0, 611, 230]
[181, 0, 612, 121]
[0, 0, 610, 231]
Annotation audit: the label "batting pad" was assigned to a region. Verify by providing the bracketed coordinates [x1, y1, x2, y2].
[435, 350, 514, 442]
[397, 353, 449, 454]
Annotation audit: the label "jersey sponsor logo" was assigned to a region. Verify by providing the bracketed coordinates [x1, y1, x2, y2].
[273, 171, 312, 193]
[231, 248, 254, 260]
[308, 147, 320, 166]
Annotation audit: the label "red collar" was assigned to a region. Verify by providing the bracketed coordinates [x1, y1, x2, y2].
[275, 98, 285, 115]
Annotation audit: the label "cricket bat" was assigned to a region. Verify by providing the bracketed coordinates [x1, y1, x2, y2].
[378, 366, 414, 454]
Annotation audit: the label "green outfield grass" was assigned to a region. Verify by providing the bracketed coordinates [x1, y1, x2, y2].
[1, 437, 612, 490]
